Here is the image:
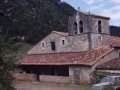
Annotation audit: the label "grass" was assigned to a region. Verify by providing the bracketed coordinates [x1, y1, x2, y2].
[66, 84, 92, 90]
[15, 81, 93, 90]
[5, 42, 33, 61]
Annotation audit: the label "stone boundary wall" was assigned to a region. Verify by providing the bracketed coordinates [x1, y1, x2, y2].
[13, 73, 37, 81]
[40, 75, 70, 84]
[97, 70, 120, 75]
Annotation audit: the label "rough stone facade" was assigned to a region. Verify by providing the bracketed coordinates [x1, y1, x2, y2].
[40, 75, 70, 84]
[91, 33, 109, 49]
[28, 11, 110, 55]
[69, 66, 91, 84]
[68, 11, 110, 50]
[68, 12, 92, 35]
[28, 32, 89, 54]
[92, 17, 109, 34]
[13, 73, 37, 81]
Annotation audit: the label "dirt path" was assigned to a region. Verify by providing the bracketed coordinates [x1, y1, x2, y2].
[15, 82, 81, 90]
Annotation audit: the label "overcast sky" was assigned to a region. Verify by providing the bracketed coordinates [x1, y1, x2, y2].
[61, 0, 120, 26]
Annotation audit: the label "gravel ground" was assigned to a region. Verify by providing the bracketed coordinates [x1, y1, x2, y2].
[15, 82, 80, 90]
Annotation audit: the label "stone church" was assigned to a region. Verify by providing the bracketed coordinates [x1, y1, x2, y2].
[15, 9, 120, 84]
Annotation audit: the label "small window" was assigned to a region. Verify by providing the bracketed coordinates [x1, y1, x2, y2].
[62, 40, 65, 45]
[42, 43, 44, 47]
[118, 52, 120, 58]
[79, 20, 83, 33]
[98, 20, 102, 33]
[74, 22, 77, 34]
[98, 36, 102, 41]
[51, 42, 56, 51]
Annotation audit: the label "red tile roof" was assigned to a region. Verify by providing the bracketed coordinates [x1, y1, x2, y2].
[97, 58, 120, 70]
[110, 36, 120, 47]
[53, 31, 68, 37]
[16, 46, 113, 66]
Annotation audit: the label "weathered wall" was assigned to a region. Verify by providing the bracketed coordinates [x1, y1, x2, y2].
[91, 33, 109, 49]
[40, 75, 70, 84]
[91, 49, 118, 72]
[27, 33, 89, 54]
[69, 66, 91, 84]
[90, 17, 110, 49]
[92, 17, 109, 34]
[13, 73, 37, 81]
[68, 12, 92, 36]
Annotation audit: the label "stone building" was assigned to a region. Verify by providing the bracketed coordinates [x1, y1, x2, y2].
[15, 9, 120, 84]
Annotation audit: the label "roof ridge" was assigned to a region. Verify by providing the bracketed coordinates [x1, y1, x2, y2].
[78, 10, 110, 19]
[52, 30, 68, 33]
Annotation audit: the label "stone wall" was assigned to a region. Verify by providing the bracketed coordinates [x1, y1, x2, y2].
[97, 70, 120, 75]
[40, 75, 70, 84]
[13, 73, 37, 81]
[91, 33, 109, 49]
[69, 66, 91, 84]
[92, 17, 109, 34]
[27, 32, 89, 54]
[91, 49, 118, 72]
[68, 12, 92, 36]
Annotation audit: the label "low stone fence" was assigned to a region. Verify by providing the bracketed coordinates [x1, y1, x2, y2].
[40, 75, 70, 84]
[13, 73, 37, 81]
[97, 70, 120, 75]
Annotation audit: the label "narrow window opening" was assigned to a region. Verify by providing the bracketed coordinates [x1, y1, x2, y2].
[79, 21, 83, 33]
[51, 42, 56, 51]
[119, 52, 120, 58]
[62, 40, 65, 45]
[98, 20, 102, 33]
[74, 22, 77, 34]
[98, 36, 102, 41]
[42, 43, 44, 47]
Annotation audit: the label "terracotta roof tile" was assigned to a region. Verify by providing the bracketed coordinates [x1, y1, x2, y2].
[16, 46, 113, 66]
[53, 31, 68, 37]
[97, 58, 120, 70]
[110, 36, 120, 47]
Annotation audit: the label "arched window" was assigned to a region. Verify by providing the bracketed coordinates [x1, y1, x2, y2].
[74, 22, 77, 34]
[79, 20, 83, 33]
[98, 20, 102, 33]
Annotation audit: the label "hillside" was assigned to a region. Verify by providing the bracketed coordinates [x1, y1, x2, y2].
[4, 42, 33, 61]
[0, 0, 120, 60]
[110, 26, 120, 37]
[0, 0, 76, 43]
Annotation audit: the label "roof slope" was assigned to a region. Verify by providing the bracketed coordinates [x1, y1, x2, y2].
[110, 36, 120, 47]
[79, 10, 110, 19]
[97, 58, 120, 70]
[52, 31, 68, 37]
[16, 46, 113, 66]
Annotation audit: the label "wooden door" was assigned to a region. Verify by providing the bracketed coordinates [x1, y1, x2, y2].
[74, 69, 80, 84]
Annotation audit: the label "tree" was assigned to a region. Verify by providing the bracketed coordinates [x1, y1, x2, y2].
[0, 27, 15, 90]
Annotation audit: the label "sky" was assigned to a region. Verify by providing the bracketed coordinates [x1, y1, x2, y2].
[61, 0, 120, 26]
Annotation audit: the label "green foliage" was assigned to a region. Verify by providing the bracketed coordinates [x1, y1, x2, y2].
[5, 42, 33, 61]
[103, 84, 114, 90]
[91, 71, 110, 84]
[0, 0, 76, 43]
[0, 28, 15, 90]
[110, 26, 120, 37]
